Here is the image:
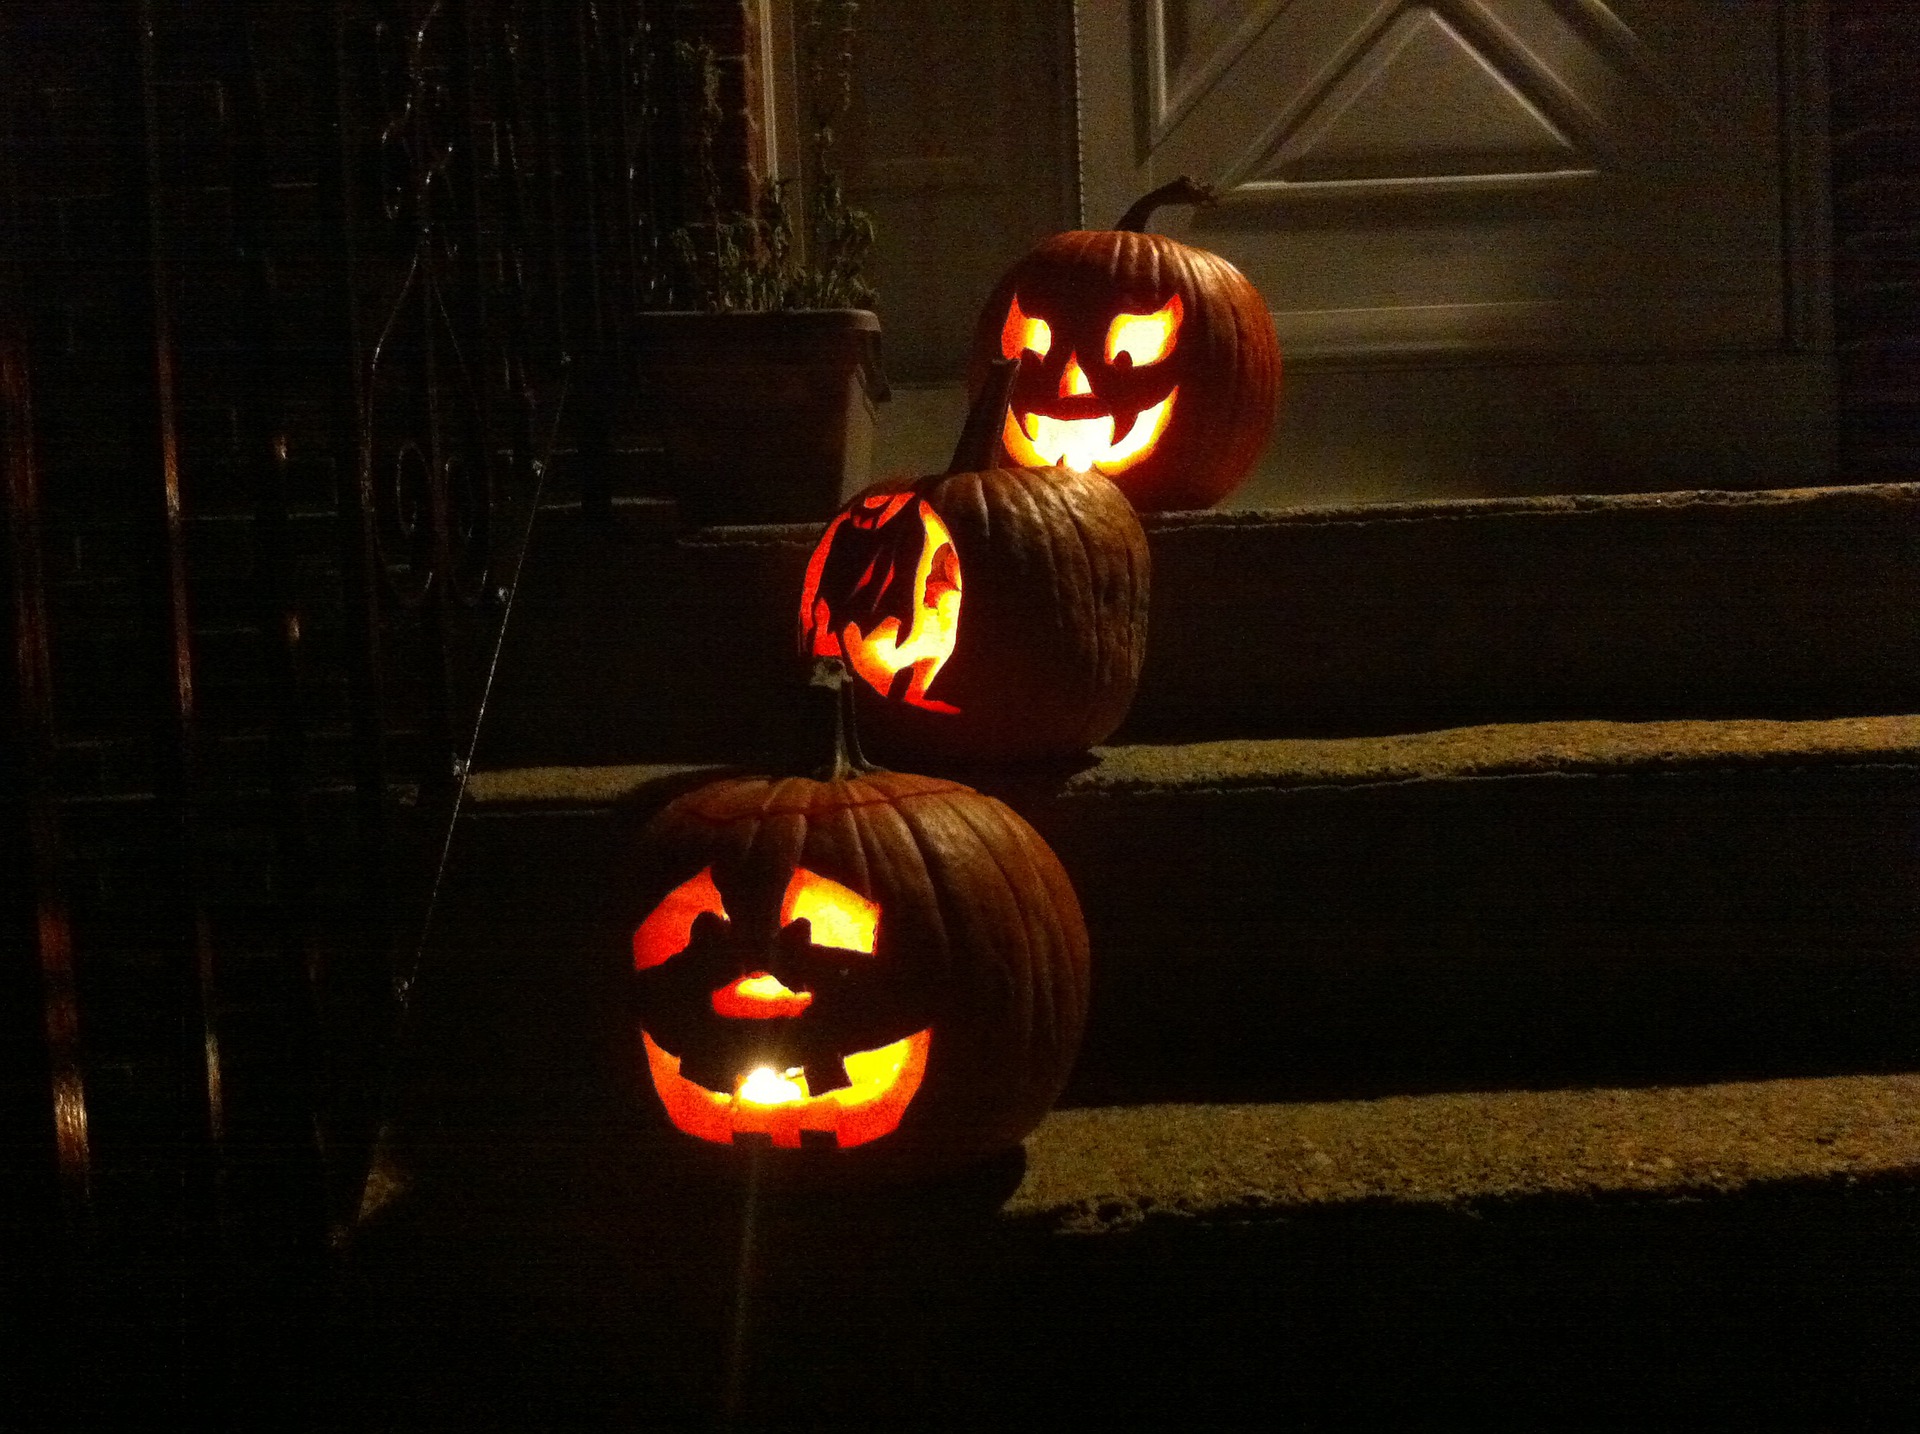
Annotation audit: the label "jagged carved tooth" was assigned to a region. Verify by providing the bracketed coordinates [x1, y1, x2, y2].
[676, 1046, 740, 1094]
[804, 1055, 853, 1094]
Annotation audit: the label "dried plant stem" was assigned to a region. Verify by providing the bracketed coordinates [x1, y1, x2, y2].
[667, 3, 876, 313]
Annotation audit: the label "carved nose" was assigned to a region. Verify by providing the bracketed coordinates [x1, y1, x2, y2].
[1059, 353, 1092, 397]
[711, 971, 814, 1018]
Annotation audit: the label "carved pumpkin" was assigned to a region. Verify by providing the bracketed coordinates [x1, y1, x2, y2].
[966, 177, 1281, 513]
[798, 359, 1150, 767]
[625, 668, 1090, 1180]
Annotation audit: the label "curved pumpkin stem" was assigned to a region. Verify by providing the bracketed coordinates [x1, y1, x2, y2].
[1114, 175, 1218, 233]
[948, 355, 1020, 475]
[811, 657, 875, 779]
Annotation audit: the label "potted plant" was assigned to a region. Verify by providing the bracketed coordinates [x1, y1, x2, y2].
[637, 4, 888, 528]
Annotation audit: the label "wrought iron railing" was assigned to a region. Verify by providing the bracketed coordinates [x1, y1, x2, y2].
[2, 3, 688, 1414]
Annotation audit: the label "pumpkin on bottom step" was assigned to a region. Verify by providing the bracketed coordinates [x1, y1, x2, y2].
[623, 757, 1089, 1183]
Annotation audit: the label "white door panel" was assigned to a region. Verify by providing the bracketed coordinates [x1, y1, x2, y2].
[1075, 0, 1820, 502]
[1082, 0, 1793, 362]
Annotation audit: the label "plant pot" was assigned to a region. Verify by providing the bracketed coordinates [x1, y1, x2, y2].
[635, 309, 890, 527]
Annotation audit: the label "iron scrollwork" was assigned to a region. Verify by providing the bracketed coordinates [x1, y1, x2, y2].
[364, 0, 496, 613]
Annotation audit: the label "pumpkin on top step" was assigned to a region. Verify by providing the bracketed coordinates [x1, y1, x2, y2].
[624, 665, 1090, 1183]
[797, 358, 1150, 768]
[966, 176, 1281, 513]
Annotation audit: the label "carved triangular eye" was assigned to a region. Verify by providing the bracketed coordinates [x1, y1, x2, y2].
[632, 866, 727, 970]
[1105, 294, 1183, 367]
[779, 867, 878, 954]
[1000, 294, 1052, 361]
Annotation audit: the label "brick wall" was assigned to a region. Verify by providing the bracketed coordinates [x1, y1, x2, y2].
[1832, 3, 1920, 478]
[669, 0, 766, 216]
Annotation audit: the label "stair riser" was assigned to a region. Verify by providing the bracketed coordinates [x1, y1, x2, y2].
[481, 484, 1920, 767]
[422, 765, 1920, 1125]
[1132, 488, 1920, 740]
[1034, 767, 1920, 1102]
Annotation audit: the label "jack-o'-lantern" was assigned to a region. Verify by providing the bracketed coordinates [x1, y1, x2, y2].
[798, 358, 1150, 767]
[966, 176, 1280, 512]
[625, 665, 1090, 1181]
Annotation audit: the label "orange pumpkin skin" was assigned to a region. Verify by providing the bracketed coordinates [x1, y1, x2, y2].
[799, 463, 1150, 768]
[967, 227, 1280, 513]
[624, 768, 1090, 1183]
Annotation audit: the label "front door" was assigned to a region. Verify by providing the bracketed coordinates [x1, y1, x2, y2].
[1076, 0, 1833, 505]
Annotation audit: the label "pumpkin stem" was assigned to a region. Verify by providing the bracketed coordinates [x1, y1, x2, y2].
[1114, 175, 1218, 233]
[947, 355, 1019, 475]
[811, 657, 874, 779]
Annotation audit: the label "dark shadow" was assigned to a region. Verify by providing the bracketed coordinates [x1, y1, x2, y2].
[343, 1147, 1920, 1431]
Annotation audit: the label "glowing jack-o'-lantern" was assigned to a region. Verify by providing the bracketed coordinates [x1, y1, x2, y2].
[625, 684, 1090, 1179]
[967, 176, 1281, 512]
[798, 358, 1150, 767]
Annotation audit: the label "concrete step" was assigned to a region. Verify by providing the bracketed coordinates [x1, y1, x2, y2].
[351, 1071, 1920, 1429]
[355, 484, 1920, 1428]
[454, 714, 1920, 1108]
[477, 482, 1920, 769]
[353, 715, 1920, 1426]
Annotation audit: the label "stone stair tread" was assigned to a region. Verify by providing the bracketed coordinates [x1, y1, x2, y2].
[359, 1071, 1920, 1248]
[466, 712, 1920, 809]
[1145, 479, 1919, 529]
[1017, 1071, 1920, 1231]
[1058, 712, 1920, 796]
[352, 1072, 1920, 1429]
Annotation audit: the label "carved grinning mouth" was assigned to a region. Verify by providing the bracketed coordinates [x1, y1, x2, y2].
[643, 1027, 932, 1149]
[1001, 391, 1177, 476]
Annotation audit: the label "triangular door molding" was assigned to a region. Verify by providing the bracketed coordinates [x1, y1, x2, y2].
[1146, 0, 1296, 148]
[1259, 5, 1587, 184]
